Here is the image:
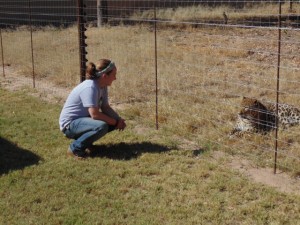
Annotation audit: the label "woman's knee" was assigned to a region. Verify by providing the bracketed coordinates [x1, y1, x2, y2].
[95, 122, 109, 134]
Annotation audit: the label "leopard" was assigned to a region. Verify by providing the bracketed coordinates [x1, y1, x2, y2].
[230, 97, 300, 137]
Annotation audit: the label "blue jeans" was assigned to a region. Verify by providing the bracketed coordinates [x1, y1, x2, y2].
[63, 117, 115, 155]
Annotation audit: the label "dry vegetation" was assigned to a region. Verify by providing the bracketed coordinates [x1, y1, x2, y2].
[1, 3, 300, 224]
[1, 26, 79, 86]
[87, 24, 300, 176]
[131, 3, 300, 21]
[1, 3, 300, 176]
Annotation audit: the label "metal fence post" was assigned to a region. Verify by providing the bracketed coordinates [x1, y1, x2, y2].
[289, 0, 293, 12]
[0, 29, 5, 77]
[274, 1, 283, 174]
[154, 5, 158, 130]
[97, 0, 108, 27]
[28, 0, 35, 88]
[77, 0, 88, 82]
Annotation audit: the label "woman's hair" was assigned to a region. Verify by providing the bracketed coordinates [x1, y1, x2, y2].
[96, 59, 112, 72]
[85, 62, 97, 80]
[96, 59, 115, 75]
[85, 59, 113, 80]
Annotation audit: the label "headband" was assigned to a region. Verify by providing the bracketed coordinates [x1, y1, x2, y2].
[96, 61, 115, 78]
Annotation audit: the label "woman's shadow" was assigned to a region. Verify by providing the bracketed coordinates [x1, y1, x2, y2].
[89, 142, 172, 160]
[0, 137, 41, 175]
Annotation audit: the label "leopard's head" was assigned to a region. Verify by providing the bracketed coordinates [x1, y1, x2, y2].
[239, 97, 269, 129]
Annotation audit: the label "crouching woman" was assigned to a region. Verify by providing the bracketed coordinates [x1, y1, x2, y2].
[59, 59, 126, 159]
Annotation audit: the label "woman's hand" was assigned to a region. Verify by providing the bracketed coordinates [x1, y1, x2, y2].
[116, 118, 126, 131]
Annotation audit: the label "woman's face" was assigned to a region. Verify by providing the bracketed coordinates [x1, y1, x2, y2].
[99, 67, 117, 87]
[106, 67, 117, 86]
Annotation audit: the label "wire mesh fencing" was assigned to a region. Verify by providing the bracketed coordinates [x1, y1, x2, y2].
[0, 0, 299, 176]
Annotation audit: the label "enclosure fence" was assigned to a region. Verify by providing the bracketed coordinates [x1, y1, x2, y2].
[0, 0, 300, 176]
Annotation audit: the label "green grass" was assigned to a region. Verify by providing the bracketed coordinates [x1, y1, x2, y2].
[1, 88, 300, 224]
[1, 4, 300, 222]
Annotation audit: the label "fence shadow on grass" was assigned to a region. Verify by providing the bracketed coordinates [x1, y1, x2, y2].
[89, 141, 172, 160]
[0, 137, 41, 175]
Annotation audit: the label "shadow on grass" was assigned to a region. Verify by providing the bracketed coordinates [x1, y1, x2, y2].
[0, 137, 41, 175]
[89, 142, 172, 160]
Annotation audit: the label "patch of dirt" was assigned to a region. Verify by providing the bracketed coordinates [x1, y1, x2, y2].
[133, 124, 154, 135]
[0, 66, 70, 104]
[213, 151, 300, 195]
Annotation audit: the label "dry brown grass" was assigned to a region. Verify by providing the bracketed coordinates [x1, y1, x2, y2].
[1, 16, 300, 175]
[2, 26, 79, 87]
[131, 3, 300, 21]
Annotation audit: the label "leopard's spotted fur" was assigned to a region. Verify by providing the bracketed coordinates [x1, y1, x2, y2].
[230, 97, 300, 137]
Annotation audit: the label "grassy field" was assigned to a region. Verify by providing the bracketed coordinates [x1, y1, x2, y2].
[1, 88, 300, 224]
[0, 3, 300, 223]
[1, 19, 300, 175]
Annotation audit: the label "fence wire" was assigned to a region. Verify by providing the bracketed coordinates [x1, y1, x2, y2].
[0, 0, 299, 177]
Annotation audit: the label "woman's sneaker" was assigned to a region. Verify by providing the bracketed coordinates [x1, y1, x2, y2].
[67, 147, 86, 160]
[85, 145, 100, 156]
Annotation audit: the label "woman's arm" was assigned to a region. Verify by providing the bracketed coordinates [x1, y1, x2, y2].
[101, 104, 126, 130]
[88, 107, 118, 126]
[101, 104, 120, 120]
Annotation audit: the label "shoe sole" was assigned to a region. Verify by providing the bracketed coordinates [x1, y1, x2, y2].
[67, 149, 86, 160]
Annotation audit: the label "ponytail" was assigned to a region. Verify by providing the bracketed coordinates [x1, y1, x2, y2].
[85, 62, 97, 80]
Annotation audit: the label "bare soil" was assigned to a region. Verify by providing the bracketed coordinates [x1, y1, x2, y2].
[213, 150, 300, 196]
[0, 66, 70, 104]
